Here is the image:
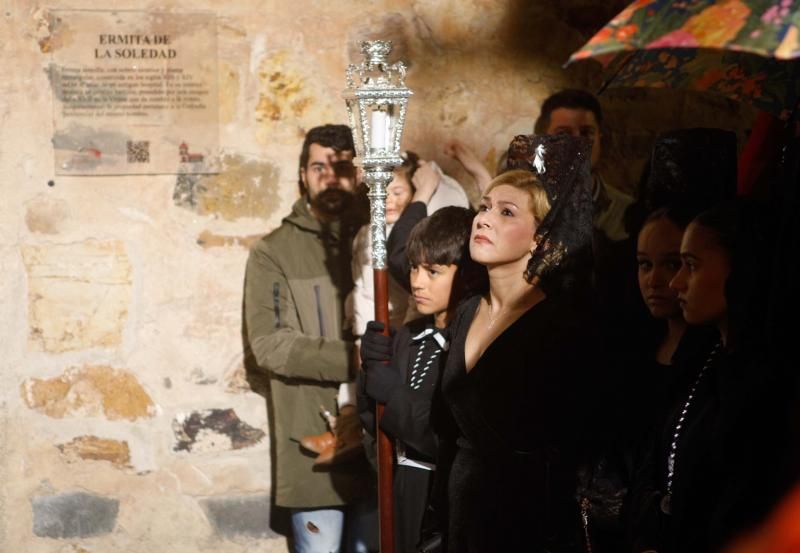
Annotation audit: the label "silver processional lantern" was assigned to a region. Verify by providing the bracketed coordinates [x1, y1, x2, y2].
[344, 40, 413, 269]
[344, 39, 412, 553]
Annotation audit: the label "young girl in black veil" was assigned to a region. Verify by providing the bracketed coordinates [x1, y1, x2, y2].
[623, 206, 720, 453]
[630, 199, 799, 553]
[436, 134, 597, 553]
[582, 128, 738, 553]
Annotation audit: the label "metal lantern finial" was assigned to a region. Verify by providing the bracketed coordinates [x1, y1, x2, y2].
[344, 40, 413, 269]
[362, 40, 392, 65]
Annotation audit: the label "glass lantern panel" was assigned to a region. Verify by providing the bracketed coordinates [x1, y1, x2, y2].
[368, 103, 396, 155]
[346, 98, 366, 159]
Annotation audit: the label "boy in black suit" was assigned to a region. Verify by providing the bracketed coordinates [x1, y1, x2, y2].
[358, 206, 485, 553]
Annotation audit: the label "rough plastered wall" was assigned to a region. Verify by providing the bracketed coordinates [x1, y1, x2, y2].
[0, 1, 754, 552]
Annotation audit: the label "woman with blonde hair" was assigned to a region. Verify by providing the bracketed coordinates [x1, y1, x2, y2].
[435, 134, 597, 552]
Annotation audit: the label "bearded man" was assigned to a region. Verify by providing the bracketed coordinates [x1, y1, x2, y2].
[244, 124, 375, 553]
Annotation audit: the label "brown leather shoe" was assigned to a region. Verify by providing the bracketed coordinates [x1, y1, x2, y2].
[313, 405, 364, 467]
[299, 431, 335, 455]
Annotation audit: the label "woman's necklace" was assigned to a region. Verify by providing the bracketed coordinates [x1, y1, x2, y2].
[661, 341, 722, 515]
[483, 289, 544, 331]
[484, 300, 506, 331]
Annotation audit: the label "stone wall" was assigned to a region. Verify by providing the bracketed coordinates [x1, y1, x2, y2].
[0, 1, 753, 551]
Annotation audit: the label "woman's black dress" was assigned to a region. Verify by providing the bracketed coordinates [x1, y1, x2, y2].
[437, 294, 595, 553]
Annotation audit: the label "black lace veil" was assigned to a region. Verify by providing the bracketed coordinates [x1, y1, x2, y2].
[505, 133, 594, 296]
[626, 128, 738, 234]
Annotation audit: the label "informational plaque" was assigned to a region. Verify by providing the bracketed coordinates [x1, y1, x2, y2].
[49, 10, 219, 175]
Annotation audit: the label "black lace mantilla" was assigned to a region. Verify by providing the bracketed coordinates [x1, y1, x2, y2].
[505, 133, 594, 293]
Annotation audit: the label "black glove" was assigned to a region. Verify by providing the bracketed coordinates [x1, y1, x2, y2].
[364, 360, 402, 404]
[360, 321, 394, 365]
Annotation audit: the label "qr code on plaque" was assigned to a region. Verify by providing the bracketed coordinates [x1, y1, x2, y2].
[127, 140, 150, 163]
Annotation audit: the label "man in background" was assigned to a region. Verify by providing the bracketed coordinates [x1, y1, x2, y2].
[535, 88, 634, 242]
[245, 124, 375, 553]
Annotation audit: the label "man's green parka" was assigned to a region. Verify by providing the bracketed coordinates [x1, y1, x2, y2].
[245, 198, 369, 508]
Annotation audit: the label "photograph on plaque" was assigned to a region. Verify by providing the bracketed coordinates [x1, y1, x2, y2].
[49, 10, 219, 175]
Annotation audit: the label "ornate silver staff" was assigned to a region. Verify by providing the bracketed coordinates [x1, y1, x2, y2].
[344, 40, 412, 553]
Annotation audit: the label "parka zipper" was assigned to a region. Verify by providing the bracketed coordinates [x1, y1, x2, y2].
[272, 282, 281, 328]
[313, 285, 326, 337]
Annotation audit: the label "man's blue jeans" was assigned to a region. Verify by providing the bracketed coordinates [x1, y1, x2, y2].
[290, 499, 377, 553]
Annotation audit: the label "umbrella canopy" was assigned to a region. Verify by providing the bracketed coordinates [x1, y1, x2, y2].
[568, 0, 800, 117]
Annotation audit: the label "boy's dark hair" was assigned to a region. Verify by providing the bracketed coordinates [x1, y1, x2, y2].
[407, 207, 473, 267]
[297, 124, 355, 195]
[407, 207, 487, 295]
[534, 89, 603, 135]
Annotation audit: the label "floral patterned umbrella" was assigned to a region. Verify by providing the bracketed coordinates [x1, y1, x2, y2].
[568, 0, 800, 118]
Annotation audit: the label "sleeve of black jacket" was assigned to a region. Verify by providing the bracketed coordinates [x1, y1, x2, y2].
[357, 322, 397, 437]
[387, 201, 428, 292]
[378, 326, 438, 459]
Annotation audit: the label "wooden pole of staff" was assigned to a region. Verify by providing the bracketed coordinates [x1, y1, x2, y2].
[373, 251, 395, 552]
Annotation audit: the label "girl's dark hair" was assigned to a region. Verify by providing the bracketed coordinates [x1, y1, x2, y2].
[407, 206, 487, 296]
[641, 204, 699, 233]
[693, 199, 773, 352]
[693, 203, 739, 258]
